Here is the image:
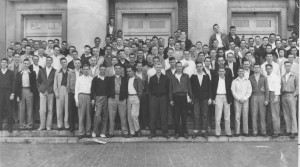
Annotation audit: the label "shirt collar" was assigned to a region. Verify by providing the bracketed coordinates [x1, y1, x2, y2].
[1, 68, 8, 73]
[21, 69, 30, 74]
[97, 75, 105, 79]
[46, 66, 52, 70]
[59, 68, 68, 73]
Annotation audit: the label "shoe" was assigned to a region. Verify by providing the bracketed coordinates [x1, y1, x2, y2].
[285, 132, 291, 136]
[215, 135, 220, 138]
[226, 135, 233, 138]
[148, 134, 156, 139]
[26, 125, 33, 130]
[192, 133, 197, 139]
[202, 132, 208, 139]
[37, 127, 45, 131]
[183, 133, 189, 139]
[92, 132, 97, 138]
[261, 134, 268, 137]
[272, 133, 279, 138]
[85, 134, 92, 138]
[243, 133, 249, 137]
[134, 130, 142, 137]
[124, 134, 129, 138]
[100, 134, 106, 138]
[290, 133, 296, 139]
[8, 127, 13, 133]
[78, 135, 84, 139]
[145, 126, 150, 130]
[46, 127, 51, 131]
[252, 134, 257, 137]
[20, 125, 26, 130]
[161, 134, 170, 139]
[65, 128, 70, 131]
[107, 134, 114, 138]
[57, 128, 63, 131]
[174, 133, 179, 139]
[234, 134, 240, 137]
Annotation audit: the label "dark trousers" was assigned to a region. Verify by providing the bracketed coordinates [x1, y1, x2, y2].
[193, 98, 209, 131]
[0, 89, 13, 131]
[149, 94, 168, 134]
[139, 93, 149, 129]
[68, 93, 77, 131]
[174, 95, 188, 135]
[33, 93, 40, 124]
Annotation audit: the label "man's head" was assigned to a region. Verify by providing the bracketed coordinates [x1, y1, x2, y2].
[61, 41, 68, 49]
[72, 50, 79, 60]
[111, 56, 119, 65]
[25, 45, 32, 54]
[269, 33, 276, 43]
[275, 40, 281, 49]
[218, 66, 226, 77]
[213, 24, 220, 33]
[82, 64, 90, 76]
[89, 56, 97, 66]
[284, 61, 292, 73]
[168, 37, 175, 46]
[175, 62, 183, 73]
[183, 50, 190, 60]
[290, 46, 298, 56]
[266, 53, 273, 62]
[278, 48, 285, 58]
[212, 39, 219, 48]
[154, 63, 162, 74]
[13, 53, 21, 64]
[196, 62, 204, 73]
[146, 54, 153, 64]
[105, 45, 112, 55]
[94, 37, 101, 47]
[237, 67, 244, 78]
[117, 37, 123, 46]
[7, 47, 14, 57]
[169, 57, 176, 69]
[60, 57, 68, 69]
[114, 64, 122, 76]
[209, 49, 217, 58]
[32, 55, 39, 65]
[180, 31, 187, 39]
[99, 65, 106, 76]
[74, 58, 81, 69]
[23, 59, 30, 70]
[203, 45, 209, 54]
[227, 53, 234, 63]
[266, 44, 272, 53]
[129, 53, 136, 63]
[229, 26, 236, 36]
[34, 41, 40, 50]
[118, 49, 126, 60]
[126, 66, 135, 78]
[136, 62, 143, 72]
[14, 42, 22, 52]
[151, 46, 158, 55]
[46, 56, 53, 67]
[265, 64, 273, 75]
[53, 45, 60, 56]
[1, 58, 8, 69]
[48, 40, 54, 49]
[240, 40, 246, 49]
[174, 42, 181, 50]
[217, 49, 224, 57]
[262, 37, 269, 46]
[54, 39, 60, 46]
[255, 36, 261, 45]
[204, 57, 211, 67]
[243, 59, 250, 70]
[153, 56, 160, 65]
[158, 46, 164, 55]
[229, 41, 235, 50]
[217, 56, 225, 66]
[253, 63, 261, 73]
[248, 38, 254, 46]
[287, 54, 295, 63]
[167, 48, 174, 58]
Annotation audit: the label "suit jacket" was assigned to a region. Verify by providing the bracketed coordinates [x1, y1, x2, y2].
[106, 23, 117, 38]
[37, 67, 56, 94]
[127, 76, 144, 99]
[107, 76, 128, 100]
[165, 68, 175, 79]
[225, 62, 239, 79]
[211, 75, 233, 104]
[213, 67, 233, 81]
[136, 71, 148, 94]
[203, 68, 214, 80]
[105, 66, 125, 77]
[29, 64, 42, 73]
[15, 71, 37, 99]
[209, 33, 229, 50]
[191, 73, 212, 100]
[227, 33, 241, 47]
[53, 69, 69, 97]
[249, 74, 269, 102]
[67, 69, 82, 94]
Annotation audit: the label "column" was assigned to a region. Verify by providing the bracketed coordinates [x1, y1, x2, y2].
[188, 0, 228, 45]
[67, 0, 108, 54]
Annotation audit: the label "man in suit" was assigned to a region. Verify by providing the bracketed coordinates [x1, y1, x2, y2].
[106, 17, 117, 39]
[0, 58, 15, 132]
[29, 55, 42, 125]
[118, 50, 130, 76]
[214, 56, 233, 80]
[225, 52, 239, 79]
[67, 50, 80, 70]
[227, 26, 241, 47]
[148, 63, 170, 138]
[15, 58, 36, 130]
[67, 59, 82, 132]
[105, 56, 125, 77]
[249, 63, 269, 137]
[163, 37, 175, 59]
[169, 62, 193, 139]
[53, 57, 69, 131]
[212, 66, 233, 137]
[107, 64, 129, 138]
[191, 62, 212, 139]
[37, 56, 56, 131]
[209, 24, 229, 50]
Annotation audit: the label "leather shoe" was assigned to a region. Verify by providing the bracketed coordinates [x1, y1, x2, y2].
[161, 134, 170, 139]
[252, 134, 257, 137]
[272, 133, 279, 138]
[215, 135, 220, 138]
[234, 134, 240, 137]
[174, 133, 179, 139]
[124, 134, 130, 138]
[243, 133, 249, 137]
[226, 135, 233, 138]
[57, 128, 63, 131]
[202, 132, 208, 139]
[134, 130, 142, 137]
[192, 133, 197, 139]
[290, 133, 296, 139]
[37, 127, 45, 131]
[261, 134, 268, 137]
[107, 134, 114, 138]
[78, 135, 84, 139]
[148, 134, 156, 139]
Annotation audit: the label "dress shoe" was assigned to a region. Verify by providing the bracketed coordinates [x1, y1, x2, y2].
[148, 134, 156, 139]
[252, 134, 257, 137]
[272, 133, 279, 138]
[20, 125, 26, 130]
[215, 135, 220, 138]
[107, 134, 114, 138]
[8, 127, 13, 133]
[92, 132, 97, 138]
[78, 135, 84, 139]
[183, 133, 189, 139]
[192, 133, 197, 139]
[233, 134, 240, 137]
[46, 127, 51, 131]
[124, 134, 130, 138]
[145, 126, 150, 130]
[261, 134, 268, 137]
[243, 133, 249, 137]
[226, 135, 233, 138]
[57, 128, 63, 131]
[290, 133, 296, 139]
[37, 127, 45, 131]
[134, 130, 142, 137]
[100, 134, 106, 138]
[174, 133, 179, 139]
[202, 132, 208, 139]
[65, 128, 71, 131]
[161, 134, 170, 139]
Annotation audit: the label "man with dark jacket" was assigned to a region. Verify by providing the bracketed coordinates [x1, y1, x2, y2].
[169, 62, 193, 139]
[15, 59, 36, 130]
[212, 66, 233, 137]
[191, 62, 212, 139]
[37, 56, 56, 131]
[107, 64, 129, 138]
[227, 26, 241, 47]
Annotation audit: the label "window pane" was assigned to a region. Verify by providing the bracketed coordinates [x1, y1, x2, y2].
[256, 20, 271, 27]
[233, 20, 249, 27]
[149, 21, 165, 28]
[128, 21, 143, 29]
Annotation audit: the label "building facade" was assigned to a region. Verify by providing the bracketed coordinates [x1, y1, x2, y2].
[0, 0, 298, 56]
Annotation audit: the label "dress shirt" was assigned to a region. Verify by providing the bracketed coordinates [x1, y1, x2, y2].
[51, 55, 62, 70]
[216, 76, 226, 94]
[171, 68, 176, 75]
[66, 55, 73, 63]
[128, 77, 137, 94]
[38, 56, 46, 67]
[147, 67, 165, 81]
[281, 62, 299, 76]
[115, 75, 121, 95]
[285, 72, 291, 82]
[225, 50, 234, 58]
[32, 64, 40, 79]
[1, 68, 8, 74]
[197, 72, 204, 86]
[173, 50, 183, 61]
[267, 73, 281, 95]
[75, 69, 80, 79]
[181, 59, 196, 77]
[277, 57, 287, 74]
[175, 73, 182, 82]
[244, 69, 250, 79]
[109, 25, 113, 34]
[216, 33, 224, 48]
[90, 66, 97, 76]
[34, 50, 39, 56]
[46, 67, 52, 78]
[231, 77, 252, 101]
[204, 67, 212, 80]
[98, 75, 105, 80]
[261, 61, 280, 77]
[227, 62, 234, 77]
[21, 70, 30, 87]
[74, 75, 93, 102]
[136, 72, 143, 80]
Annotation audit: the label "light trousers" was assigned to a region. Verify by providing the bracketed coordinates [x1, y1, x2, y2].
[108, 95, 128, 135]
[215, 95, 231, 135]
[56, 86, 69, 128]
[39, 91, 54, 129]
[20, 88, 33, 126]
[234, 99, 249, 134]
[127, 95, 140, 134]
[250, 95, 266, 135]
[78, 94, 91, 135]
[282, 93, 298, 133]
[94, 96, 108, 135]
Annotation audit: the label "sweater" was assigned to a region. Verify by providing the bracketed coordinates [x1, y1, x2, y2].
[91, 76, 108, 100]
[0, 69, 15, 92]
[169, 73, 193, 101]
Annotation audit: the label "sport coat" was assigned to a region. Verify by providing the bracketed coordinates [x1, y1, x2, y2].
[15, 70, 37, 99]
[105, 66, 125, 77]
[191, 73, 212, 100]
[127, 76, 144, 99]
[209, 33, 229, 50]
[211, 75, 233, 104]
[53, 69, 69, 97]
[249, 74, 269, 102]
[225, 62, 239, 78]
[37, 67, 56, 94]
[8, 63, 23, 75]
[67, 69, 82, 94]
[107, 76, 128, 100]
[89, 66, 100, 78]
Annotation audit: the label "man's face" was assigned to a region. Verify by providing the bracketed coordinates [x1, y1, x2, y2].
[190, 47, 196, 54]
[99, 66, 106, 76]
[213, 40, 219, 47]
[243, 61, 250, 70]
[248, 39, 254, 46]
[22, 40, 28, 47]
[266, 46, 272, 53]
[217, 50, 224, 56]
[48, 41, 54, 48]
[61, 59, 67, 68]
[275, 41, 281, 48]
[25, 46, 31, 54]
[115, 66, 121, 75]
[54, 40, 59, 46]
[34, 42, 40, 50]
[147, 55, 153, 64]
[153, 58, 159, 65]
[14, 55, 21, 64]
[237, 69, 244, 77]
[204, 58, 211, 67]
[1, 60, 8, 68]
[105, 37, 111, 44]
[169, 38, 174, 46]
[210, 50, 216, 58]
[288, 55, 295, 62]
[127, 68, 134, 78]
[203, 46, 209, 53]
[111, 42, 117, 49]
[92, 48, 99, 56]
[169, 60, 176, 68]
[15, 44, 22, 51]
[291, 48, 297, 55]
[270, 35, 276, 43]
[83, 66, 90, 76]
[155, 64, 162, 74]
[129, 55, 135, 63]
[111, 58, 118, 65]
[117, 31, 122, 37]
[89, 57, 97, 66]
[196, 42, 202, 49]
[176, 63, 183, 72]
[229, 42, 235, 50]
[74, 60, 81, 69]
[266, 54, 273, 62]
[119, 51, 126, 59]
[117, 38, 123, 46]
[240, 41, 246, 49]
[175, 43, 180, 50]
[38, 48, 45, 56]
[7, 49, 13, 57]
[95, 39, 101, 47]
[249, 47, 255, 54]
[234, 47, 240, 54]
[72, 52, 78, 59]
[266, 66, 273, 75]
[106, 47, 112, 54]
[255, 37, 261, 45]
[46, 58, 53, 67]
[227, 54, 234, 62]
[180, 32, 186, 39]
[61, 42, 67, 49]
[33, 56, 39, 65]
[151, 47, 158, 55]
[230, 28, 236, 35]
[291, 42, 297, 47]
[213, 25, 220, 33]
[158, 47, 164, 54]
[142, 45, 148, 52]
[218, 57, 225, 66]
[196, 63, 203, 73]
[109, 18, 115, 25]
[284, 63, 291, 72]
[253, 66, 260, 73]
[54, 47, 60, 56]
[184, 51, 190, 59]
[278, 50, 285, 57]
[137, 51, 143, 59]
[136, 63, 142, 72]
[263, 38, 269, 45]
[218, 69, 225, 77]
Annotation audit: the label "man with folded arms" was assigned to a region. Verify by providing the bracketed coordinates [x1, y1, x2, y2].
[91, 65, 109, 138]
[231, 67, 252, 137]
[75, 64, 93, 139]
[281, 61, 298, 139]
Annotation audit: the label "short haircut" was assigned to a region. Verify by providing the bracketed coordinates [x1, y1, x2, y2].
[46, 56, 53, 61]
[74, 58, 81, 63]
[126, 65, 136, 72]
[94, 37, 100, 41]
[265, 64, 273, 68]
[196, 61, 203, 66]
[111, 56, 118, 61]
[82, 64, 90, 69]
[14, 42, 21, 46]
[72, 50, 78, 54]
[7, 47, 14, 52]
[230, 26, 236, 30]
[213, 24, 219, 29]
[218, 66, 225, 70]
[204, 57, 211, 61]
[114, 63, 121, 68]
[266, 44, 272, 48]
[243, 59, 250, 64]
[60, 57, 67, 62]
[1, 58, 9, 63]
[118, 49, 125, 54]
[53, 45, 60, 50]
[85, 45, 91, 49]
[32, 55, 39, 59]
[176, 61, 182, 66]
[99, 65, 106, 69]
[284, 61, 291, 65]
[253, 63, 260, 67]
[23, 58, 30, 63]
[169, 57, 175, 62]
[153, 56, 160, 61]
[129, 53, 135, 57]
[237, 67, 244, 71]
[25, 44, 31, 48]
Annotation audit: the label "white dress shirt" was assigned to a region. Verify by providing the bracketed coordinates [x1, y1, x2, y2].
[175, 73, 182, 82]
[216, 33, 224, 48]
[51, 55, 62, 70]
[128, 77, 137, 94]
[227, 62, 234, 77]
[90, 66, 97, 76]
[244, 69, 251, 79]
[231, 77, 252, 101]
[197, 72, 204, 86]
[21, 70, 30, 87]
[281, 62, 299, 76]
[136, 72, 143, 80]
[181, 59, 196, 77]
[1, 68, 7, 74]
[75, 69, 81, 79]
[38, 56, 46, 67]
[277, 57, 288, 74]
[261, 61, 280, 77]
[75, 75, 93, 103]
[285, 72, 291, 82]
[216, 76, 226, 94]
[204, 67, 211, 80]
[46, 67, 52, 78]
[32, 64, 40, 79]
[266, 73, 281, 96]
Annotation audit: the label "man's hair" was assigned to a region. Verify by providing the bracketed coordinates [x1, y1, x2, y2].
[48, 40, 53, 43]
[213, 24, 219, 29]
[129, 53, 135, 57]
[46, 56, 53, 61]
[74, 58, 81, 63]
[269, 33, 276, 37]
[72, 50, 78, 54]
[85, 45, 91, 49]
[32, 55, 39, 59]
[284, 61, 291, 65]
[23, 58, 30, 63]
[114, 63, 122, 68]
[14, 42, 21, 46]
[152, 56, 160, 61]
[176, 61, 182, 66]
[94, 37, 100, 41]
[7, 47, 14, 52]
[1, 58, 9, 63]
[265, 64, 273, 68]
[82, 64, 90, 69]
[218, 65, 225, 70]
[237, 67, 244, 71]
[243, 59, 250, 64]
[229, 26, 236, 30]
[169, 57, 175, 62]
[22, 38, 28, 42]
[25, 44, 31, 48]
[204, 57, 211, 61]
[253, 63, 260, 67]
[118, 49, 125, 54]
[126, 65, 136, 72]
[266, 44, 272, 48]
[99, 64, 106, 69]
[196, 61, 203, 66]
[60, 57, 67, 62]
[53, 45, 60, 50]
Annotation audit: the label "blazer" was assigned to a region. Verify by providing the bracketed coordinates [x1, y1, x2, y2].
[8, 63, 23, 74]
[37, 67, 56, 94]
[107, 76, 128, 100]
[211, 75, 233, 104]
[15, 71, 37, 99]
[249, 74, 269, 102]
[136, 72, 148, 94]
[169, 73, 193, 101]
[53, 69, 69, 97]
[105, 66, 125, 77]
[165, 68, 175, 79]
[225, 62, 239, 78]
[127, 76, 144, 99]
[281, 72, 299, 95]
[106, 23, 117, 38]
[67, 69, 82, 94]
[209, 33, 229, 50]
[227, 33, 241, 47]
[203, 68, 214, 80]
[191, 73, 212, 100]
[213, 67, 233, 81]
[29, 64, 42, 73]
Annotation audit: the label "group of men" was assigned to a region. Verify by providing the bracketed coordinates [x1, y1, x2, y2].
[0, 23, 299, 139]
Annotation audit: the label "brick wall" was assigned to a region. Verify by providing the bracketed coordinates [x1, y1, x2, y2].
[178, 0, 188, 35]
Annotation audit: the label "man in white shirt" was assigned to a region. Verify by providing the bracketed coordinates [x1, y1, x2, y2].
[75, 64, 93, 138]
[147, 56, 165, 81]
[265, 64, 281, 137]
[164, 48, 175, 70]
[281, 54, 299, 76]
[45, 40, 54, 57]
[181, 50, 196, 78]
[231, 68, 252, 136]
[89, 56, 99, 78]
[225, 42, 235, 59]
[37, 48, 46, 67]
[51, 45, 63, 70]
[261, 53, 280, 77]
[277, 48, 288, 75]
[243, 60, 253, 79]
[21, 45, 33, 64]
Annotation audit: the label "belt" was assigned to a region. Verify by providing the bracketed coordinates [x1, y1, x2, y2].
[79, 93, 90, 95]
[22, 87, 30, 89]
[128, 94, 137, 96]
[217, 94, 226, 95]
